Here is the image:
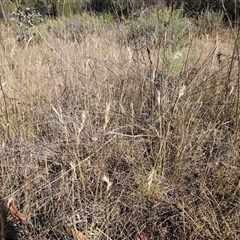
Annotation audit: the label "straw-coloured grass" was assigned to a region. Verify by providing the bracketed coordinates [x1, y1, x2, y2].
[0, 10, 239, 239]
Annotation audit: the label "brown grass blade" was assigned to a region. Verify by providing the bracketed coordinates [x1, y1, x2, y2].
[20, 172, 36, 187]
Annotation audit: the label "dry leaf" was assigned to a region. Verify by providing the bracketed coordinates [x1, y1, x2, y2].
[9, 202, 28, 221]
[139, 232, 149, 240]
[65, 226, 84, 240]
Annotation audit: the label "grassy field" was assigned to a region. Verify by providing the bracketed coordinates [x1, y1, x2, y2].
[0, 7, 240, 240]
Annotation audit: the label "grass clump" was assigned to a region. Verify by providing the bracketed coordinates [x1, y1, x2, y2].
[0, 7, 239, 240]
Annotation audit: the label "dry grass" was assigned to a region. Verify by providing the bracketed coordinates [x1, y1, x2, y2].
[0, 10, 239, 240]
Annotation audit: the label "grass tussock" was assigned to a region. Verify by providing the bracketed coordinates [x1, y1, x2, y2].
[0, 8, 240, 240]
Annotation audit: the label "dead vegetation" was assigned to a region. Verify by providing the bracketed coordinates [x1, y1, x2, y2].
[0, 9, 239, 240]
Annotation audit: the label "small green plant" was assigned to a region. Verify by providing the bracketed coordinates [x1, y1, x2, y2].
[168, 49, 187, 74]
[197, 10, 224, 34]
[101, 12, 116, 24]
[9, 7, 43, 29]
[122, 7, 189, 47]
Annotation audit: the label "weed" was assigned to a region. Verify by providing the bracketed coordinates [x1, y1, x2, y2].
[0, 7, 239, 240]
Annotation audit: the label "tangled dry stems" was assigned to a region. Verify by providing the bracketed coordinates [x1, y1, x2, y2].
[0, 12, 239, 240]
